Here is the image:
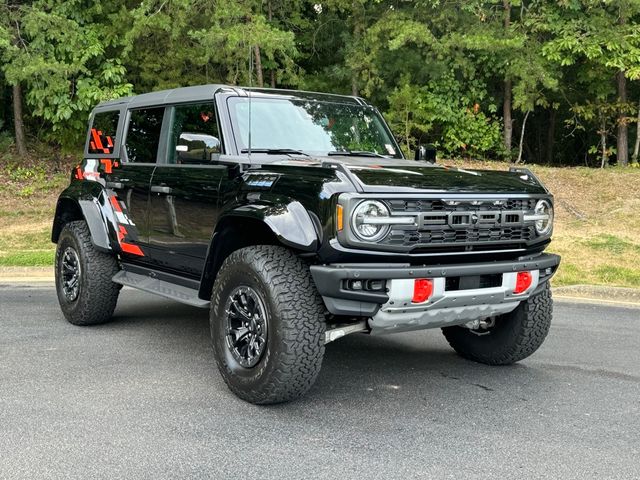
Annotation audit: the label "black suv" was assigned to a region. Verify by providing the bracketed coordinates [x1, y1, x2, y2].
[52, 85, 560, 404]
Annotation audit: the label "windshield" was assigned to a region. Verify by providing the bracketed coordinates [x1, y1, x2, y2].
[227, 96, 402, 158]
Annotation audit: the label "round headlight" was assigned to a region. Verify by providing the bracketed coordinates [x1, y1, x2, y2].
[351, 200, 391, 242]
[534, 199, 553, 235]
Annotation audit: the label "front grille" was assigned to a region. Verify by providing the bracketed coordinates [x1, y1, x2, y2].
[378, 197, 538, 251]
[387, 198, 536, 213]
[382, 225, 535, 247]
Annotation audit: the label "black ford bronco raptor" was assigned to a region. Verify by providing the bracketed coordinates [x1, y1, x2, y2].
[52, 85, 560, 404]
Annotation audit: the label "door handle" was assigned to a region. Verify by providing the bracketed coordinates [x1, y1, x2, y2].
[151, 185, 172, 194]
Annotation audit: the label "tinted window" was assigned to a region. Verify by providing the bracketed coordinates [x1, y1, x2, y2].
[168, 103, 221, 164]
[125, 107, 164, 163]
[88, 110, 119, 155]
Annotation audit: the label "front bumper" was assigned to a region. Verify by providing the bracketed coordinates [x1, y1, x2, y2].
[310, 253, 560, 334]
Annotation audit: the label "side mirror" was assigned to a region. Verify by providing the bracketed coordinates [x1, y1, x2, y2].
[415, 144, 437, 163]
[176, 133, 221, 164]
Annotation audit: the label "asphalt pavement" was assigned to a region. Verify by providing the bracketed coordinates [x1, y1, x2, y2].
[1, 284, 638, 479]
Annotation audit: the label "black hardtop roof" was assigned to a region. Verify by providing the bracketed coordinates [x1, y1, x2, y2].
[93, 85, 368, 112]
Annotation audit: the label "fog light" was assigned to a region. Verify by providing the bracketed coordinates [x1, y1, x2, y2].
[514, 271, 533, 294]
[412, 279, 434, 303]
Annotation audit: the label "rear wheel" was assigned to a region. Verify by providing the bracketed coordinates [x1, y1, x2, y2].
[55, 220, 120, 326]
[210, 245, 325, 404]
[441, 284, 553, 365]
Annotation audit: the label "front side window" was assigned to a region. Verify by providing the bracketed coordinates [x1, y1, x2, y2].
[125, 107, 164, 163]
[168, 103, 221, 164]
[88, 110, 119, 155]
[227, 97, 401, 158]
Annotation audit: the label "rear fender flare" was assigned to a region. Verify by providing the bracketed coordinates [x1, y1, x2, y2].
[52, 184, 123, 253]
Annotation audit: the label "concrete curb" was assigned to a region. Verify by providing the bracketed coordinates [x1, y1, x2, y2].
[554, 285, 640, 306]
[0, 267, 54, 283]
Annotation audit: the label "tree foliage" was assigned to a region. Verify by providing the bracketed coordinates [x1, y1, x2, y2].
[1, 0, 639, 166]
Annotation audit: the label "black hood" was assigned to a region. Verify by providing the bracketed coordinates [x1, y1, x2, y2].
[253, 155, 549, 195]
[334, 158, 547, 194]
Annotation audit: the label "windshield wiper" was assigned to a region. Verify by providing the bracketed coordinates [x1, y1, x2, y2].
[327, 150, 387, 158]
[241, 148, 309, 156]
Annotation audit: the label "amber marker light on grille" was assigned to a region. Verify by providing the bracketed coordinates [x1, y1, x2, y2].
[336, 205, 344, 231]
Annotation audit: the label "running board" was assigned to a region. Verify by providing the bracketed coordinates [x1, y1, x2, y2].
[112, 270, 210, 308]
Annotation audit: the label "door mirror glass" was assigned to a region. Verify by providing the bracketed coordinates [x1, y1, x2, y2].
[415, 143, 437, 163]
[176, 133, 221, 164]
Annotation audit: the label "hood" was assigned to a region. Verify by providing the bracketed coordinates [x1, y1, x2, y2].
[250, 155, 548, 194]
[333, 158, 547, 194]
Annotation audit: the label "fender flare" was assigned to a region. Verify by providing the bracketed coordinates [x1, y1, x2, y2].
[198, 200, 320, 299]
[52, 184, 119, 253]
[235, 200, 320, 251]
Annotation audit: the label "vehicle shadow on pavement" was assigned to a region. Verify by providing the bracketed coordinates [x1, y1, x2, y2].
[308, 333, 539, 405]
[108, 293, 544, 406]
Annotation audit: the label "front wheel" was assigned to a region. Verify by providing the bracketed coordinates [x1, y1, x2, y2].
[210, 245, 326, 404]
[442, 284, 553, 365]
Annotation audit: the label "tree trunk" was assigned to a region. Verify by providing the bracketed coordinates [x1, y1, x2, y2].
[351, 0, 363, 97]
[545, 109, 556, 165]
[12, 83, 27, 158]
[267, 0, 276, 88]
[516, 110, 530, 164]
[502, 1, 512, 159]
[616, 70, 629, 166]
[504, 80, 513, 158]
[632, 98, 640, 166]
[253, 45, 264, 88]
[600, 116, 608, 168]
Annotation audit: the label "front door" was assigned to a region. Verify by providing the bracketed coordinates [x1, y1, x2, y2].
[146, 102, 228, 277]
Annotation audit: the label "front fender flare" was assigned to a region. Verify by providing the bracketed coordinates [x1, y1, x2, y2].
[225, 201, 320, 252]
[197, 200, 320, 300]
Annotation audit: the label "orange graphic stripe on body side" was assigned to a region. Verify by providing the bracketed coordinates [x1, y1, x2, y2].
[100, 158, 113, 174]
[109, 196, 123, 212]
[117, 226, 144, 256]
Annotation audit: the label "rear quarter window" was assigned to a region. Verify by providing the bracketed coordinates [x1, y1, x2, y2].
[87, 110, 120, 155]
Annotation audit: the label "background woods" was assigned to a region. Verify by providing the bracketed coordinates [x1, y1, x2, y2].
[1, 0, 640, 167]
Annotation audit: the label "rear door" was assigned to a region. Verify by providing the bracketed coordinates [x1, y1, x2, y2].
[146, 101, 228, 276]
[103, 107, 165, 261]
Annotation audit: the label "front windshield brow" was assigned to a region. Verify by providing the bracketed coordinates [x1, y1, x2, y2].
[227, 96, 402, 158]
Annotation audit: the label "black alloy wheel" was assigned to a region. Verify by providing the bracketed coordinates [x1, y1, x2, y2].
[224, 286, 268, 368]
[60, 246, 81, 302]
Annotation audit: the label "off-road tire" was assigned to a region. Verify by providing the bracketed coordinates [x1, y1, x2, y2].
[441, 284, 552, 365]
[210, 245, 326, 404]
[55, 220, 120, 326]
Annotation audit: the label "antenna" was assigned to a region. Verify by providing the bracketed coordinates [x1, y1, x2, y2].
[247, 44, 253, 162]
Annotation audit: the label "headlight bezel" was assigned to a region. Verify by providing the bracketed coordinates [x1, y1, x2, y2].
[533, 199, 554, 236]
[350, 200, 392, 242]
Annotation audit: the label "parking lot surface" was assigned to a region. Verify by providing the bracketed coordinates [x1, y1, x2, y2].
[1, 285, 638, 479]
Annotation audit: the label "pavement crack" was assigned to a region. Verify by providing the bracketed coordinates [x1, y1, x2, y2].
[471, 383, 494, 392]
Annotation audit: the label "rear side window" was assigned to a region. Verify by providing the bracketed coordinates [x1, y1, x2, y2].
[125, 107, 164, 163]
[88, 110, 119, 155]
